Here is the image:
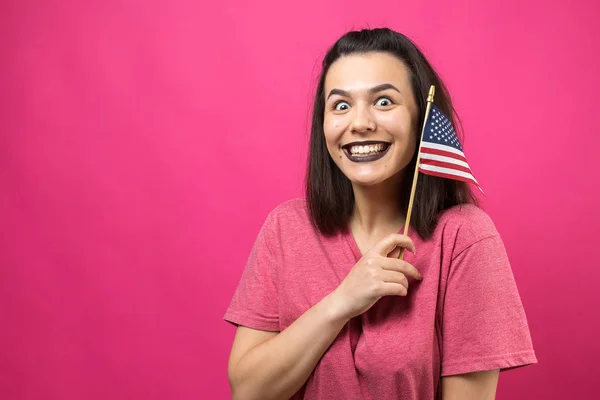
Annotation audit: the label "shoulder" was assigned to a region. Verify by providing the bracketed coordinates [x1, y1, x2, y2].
[436, 203, 501, 255]
[256, 198, 317, 259]
[268, 197, 308, 218]
[262, 198, 312, 235]
[265, 198, 309, 223]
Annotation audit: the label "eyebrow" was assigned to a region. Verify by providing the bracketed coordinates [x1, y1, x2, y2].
[326, 83, 402, 100]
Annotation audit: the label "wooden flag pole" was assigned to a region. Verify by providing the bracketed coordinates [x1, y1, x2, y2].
[398, 85, 436, 260]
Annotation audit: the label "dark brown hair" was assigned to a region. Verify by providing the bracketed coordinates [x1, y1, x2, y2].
[305, 28, 478, 241]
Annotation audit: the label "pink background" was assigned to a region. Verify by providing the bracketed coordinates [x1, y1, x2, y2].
[1, 1, 598, 399]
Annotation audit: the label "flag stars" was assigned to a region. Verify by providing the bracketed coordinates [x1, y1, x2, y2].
[425, 105, 465, 151]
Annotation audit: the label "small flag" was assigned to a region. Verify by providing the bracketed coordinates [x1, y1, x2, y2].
[418, 104, 483, 193]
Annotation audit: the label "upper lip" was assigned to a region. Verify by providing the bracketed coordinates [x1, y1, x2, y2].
[342, 140, 391, 149]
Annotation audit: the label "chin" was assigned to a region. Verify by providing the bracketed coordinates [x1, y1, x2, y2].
[347, 168, 405, 187]
[349, 175, 390, 187]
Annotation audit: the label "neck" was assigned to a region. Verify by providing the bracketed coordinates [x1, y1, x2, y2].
[350, 173, 406, 236]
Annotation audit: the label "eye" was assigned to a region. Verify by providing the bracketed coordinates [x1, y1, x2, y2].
[375, 97, 394, 107]
[334, 101, 350, 111]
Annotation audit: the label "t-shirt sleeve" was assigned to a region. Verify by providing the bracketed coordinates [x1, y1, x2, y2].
[223, 211, 280, 332]
[441, 234, 538, 376]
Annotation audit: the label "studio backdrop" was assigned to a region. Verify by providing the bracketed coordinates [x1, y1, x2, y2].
[1, 0, 598, 399]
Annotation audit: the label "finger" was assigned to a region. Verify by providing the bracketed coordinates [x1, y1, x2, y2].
[371, 233, 415, 256]
[387, 246, 402, 259]
[379, 269, 409, 289]
[378, 282, 408, 297]
[379, 257, 422, 281]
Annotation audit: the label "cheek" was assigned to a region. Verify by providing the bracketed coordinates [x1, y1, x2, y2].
[323, 116, 345, 143]
[379, 113, 412, 139]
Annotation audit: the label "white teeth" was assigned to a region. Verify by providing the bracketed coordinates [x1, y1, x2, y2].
[348, 143, 388, 156]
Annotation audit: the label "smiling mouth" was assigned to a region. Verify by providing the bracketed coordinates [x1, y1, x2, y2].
[341, 141, 392, 163]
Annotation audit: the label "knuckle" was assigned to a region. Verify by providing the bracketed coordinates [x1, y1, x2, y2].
[401, 275, 409, 287]
[388, 233, 400, 243]
[372, 281, 385, 297]
[397, 260, 408, 271]
[368, 268, 378, 280]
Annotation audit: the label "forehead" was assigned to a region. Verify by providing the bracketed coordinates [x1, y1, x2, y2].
[324, 52, 412, 94]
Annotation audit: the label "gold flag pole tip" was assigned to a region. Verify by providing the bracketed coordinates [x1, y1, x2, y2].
[427, 86, 435, 103]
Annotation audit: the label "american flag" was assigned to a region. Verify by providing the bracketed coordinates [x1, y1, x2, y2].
[418, 104, 483, 193]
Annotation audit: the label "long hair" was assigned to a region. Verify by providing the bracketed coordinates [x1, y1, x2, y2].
[305, 28, 478, 241]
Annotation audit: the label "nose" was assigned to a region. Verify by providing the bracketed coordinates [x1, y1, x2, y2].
[350, 104, 376, 133]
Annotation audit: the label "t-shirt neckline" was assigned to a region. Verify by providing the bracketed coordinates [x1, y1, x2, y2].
[344, 224, 411, 260]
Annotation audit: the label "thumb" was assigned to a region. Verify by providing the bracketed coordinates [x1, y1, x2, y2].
[371, 233, 415, 256]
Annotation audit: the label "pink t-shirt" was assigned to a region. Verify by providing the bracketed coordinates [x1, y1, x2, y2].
[224, 198, 537, 399]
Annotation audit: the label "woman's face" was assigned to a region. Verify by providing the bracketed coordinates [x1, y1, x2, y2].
[323, 52, 419, 187]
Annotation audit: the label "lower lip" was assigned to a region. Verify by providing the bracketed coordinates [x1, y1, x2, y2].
[343, 145, 391, 163]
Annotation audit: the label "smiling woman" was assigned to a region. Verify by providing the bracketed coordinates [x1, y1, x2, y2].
[307, 36, 476, 240]
[323, 53, 418, 201]
[224, 28, 537, 400]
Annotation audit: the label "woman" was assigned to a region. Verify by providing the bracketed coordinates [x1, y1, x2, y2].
[224, 28, 537, 400]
